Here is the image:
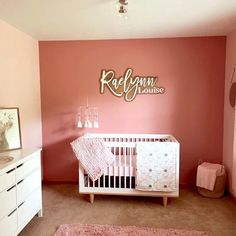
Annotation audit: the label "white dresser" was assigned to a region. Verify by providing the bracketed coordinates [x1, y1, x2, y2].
[0, 149, 42, 236]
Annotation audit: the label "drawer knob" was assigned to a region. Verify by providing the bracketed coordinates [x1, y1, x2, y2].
[7, 185, 16, 192]
[164, 185, 167, 188]
[149, 184, 152, 188]
[149, 169, 152, 172]
[17, 179, 24, 185]
[149, 153, 153, 156]
[17, 163, 24, 168]
[18, 201, 25, 208]
[164, 153, 168, 157]
[164, 169, 167, 172]
[6, 168, 15, 174]
[8, 208, 17, 217]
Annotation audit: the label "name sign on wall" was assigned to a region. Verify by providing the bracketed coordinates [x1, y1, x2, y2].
[100, 68, 165, 102]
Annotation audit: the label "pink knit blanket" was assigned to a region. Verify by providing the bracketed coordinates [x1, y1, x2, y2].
[71, 137, 115, 181]
[196, 162, 223, 191]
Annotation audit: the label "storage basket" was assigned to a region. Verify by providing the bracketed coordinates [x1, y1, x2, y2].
[197, 166, 226, 198]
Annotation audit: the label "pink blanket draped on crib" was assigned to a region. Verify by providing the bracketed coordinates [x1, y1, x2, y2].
[71, 137, 115, 182]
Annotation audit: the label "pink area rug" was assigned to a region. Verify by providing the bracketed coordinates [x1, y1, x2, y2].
[54, 224, 213, 236]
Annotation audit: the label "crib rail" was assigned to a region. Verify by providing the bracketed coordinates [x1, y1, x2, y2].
[85, 133, 177, 143]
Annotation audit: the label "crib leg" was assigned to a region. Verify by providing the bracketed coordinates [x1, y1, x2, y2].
[163, 196, 168, 207]
[90, 194, 94, 204]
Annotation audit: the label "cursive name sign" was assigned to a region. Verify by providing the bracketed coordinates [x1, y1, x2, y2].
[100, 68, 165, 102]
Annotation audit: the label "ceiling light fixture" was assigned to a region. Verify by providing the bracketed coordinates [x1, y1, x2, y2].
[117, 0, 128, 19]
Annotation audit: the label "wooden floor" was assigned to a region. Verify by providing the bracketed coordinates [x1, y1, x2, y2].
[19, 184, 236, 236]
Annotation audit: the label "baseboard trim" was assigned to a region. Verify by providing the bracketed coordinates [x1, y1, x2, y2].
[229, 192, 236, 203]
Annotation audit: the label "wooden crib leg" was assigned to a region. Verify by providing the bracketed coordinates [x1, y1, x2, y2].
[90, 194, 94, 204]
[163, 196, 168, 207]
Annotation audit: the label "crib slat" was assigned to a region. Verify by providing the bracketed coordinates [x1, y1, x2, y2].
[108, 159, 110, 188]
[119, 141, 121, 189]
[114, 146, 116, 188]
[98, 176, 100, 188]
[87, 171, 90, 188]
[124, 146, 127, 189]
[129, 145, 132, 189]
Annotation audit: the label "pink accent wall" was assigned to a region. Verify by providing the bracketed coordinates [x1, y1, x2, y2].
[39, 37, 226, 184]
[223, 29, 236, 197]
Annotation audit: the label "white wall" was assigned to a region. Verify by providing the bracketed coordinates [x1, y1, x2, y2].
[223, 29, 236, 197]
[0, 19, 42, 149]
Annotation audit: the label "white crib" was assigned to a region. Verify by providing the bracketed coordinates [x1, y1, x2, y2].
[78, 133, 180, 206]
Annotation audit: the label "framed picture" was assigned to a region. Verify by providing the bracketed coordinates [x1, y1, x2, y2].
[0, 107, 22, 152]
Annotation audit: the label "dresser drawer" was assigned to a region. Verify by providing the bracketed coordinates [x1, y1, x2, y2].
[16, 154, 40, 181]
[17, 189, 41, 229]
[17, 169, 41, 205]
[0, 208, 17, 236]
[0, 185, 17, 220]
[0, 168, 15, 193]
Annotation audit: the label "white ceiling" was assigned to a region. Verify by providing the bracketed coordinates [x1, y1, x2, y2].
[0, 0, 236, 40]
